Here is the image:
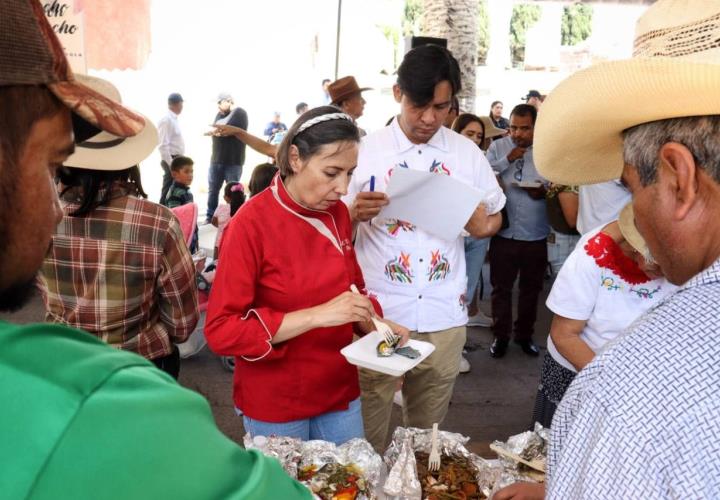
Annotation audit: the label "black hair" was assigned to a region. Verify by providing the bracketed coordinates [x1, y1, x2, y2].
[396, 44, 461, 107]
[450, 96, 460, 114]
[452, 113, 485, 147]
[170, 155, 193, 172]
[57, 166, 148, 217]
[275, 106, 360, 179]
[489, 101, 503, 116]
[295, 102, 309, 114]
[322, 79, 331, 85]
[510, 104, 538, 125]
[223, 181, 246, 216]
[248, 163, 279, 197]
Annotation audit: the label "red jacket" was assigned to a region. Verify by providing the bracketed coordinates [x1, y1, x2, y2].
[205, 175, 381, 422]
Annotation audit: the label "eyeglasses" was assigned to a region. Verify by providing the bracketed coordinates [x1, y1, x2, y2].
[513, 158, 524, 182]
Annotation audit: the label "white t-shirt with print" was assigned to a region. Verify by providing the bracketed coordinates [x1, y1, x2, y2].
[546, 227, 677, 372]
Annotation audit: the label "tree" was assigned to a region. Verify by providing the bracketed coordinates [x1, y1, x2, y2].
[509, 3, 541, 67]
[420, 0, 480, 112]
[561, 3, 593, 46]
[477, 0, 489, 65]
[403, 0, 424, 37]
[379, 24, 401, 68]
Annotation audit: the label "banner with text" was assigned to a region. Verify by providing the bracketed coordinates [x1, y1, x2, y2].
[43, 0, 86, 74]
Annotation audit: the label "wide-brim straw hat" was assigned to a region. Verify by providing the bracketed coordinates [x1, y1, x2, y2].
[64, 75, 158, 171]
[328, 76, 372, 104]
[479, 115, 507, 139]
[618, 202, 649, 255]
[534, 0, 720, 185]
[0, 0, 144, 139]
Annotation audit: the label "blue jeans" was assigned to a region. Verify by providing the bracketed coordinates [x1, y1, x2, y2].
[207, 163, 242, 220]
[464, 236, 490, 303]
[242, 398, 364, 446]
[547, 232, 581, 277]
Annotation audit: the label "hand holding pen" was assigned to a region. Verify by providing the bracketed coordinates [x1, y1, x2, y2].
[349, 175, 388, 224]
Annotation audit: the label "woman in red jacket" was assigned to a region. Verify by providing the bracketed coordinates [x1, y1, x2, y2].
[206, 107, 408, 445]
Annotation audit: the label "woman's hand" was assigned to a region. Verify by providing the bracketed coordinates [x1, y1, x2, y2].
[312, 291, 374, 328]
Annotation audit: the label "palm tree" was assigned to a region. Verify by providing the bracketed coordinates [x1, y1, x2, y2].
[420, 0, 479, 112]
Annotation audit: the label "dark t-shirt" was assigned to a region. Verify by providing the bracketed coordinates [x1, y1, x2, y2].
[212, 107, 248, 166]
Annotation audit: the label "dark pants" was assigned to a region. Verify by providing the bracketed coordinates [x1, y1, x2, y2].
[159, 160, 173, 206]
[207, 162, 242, 220]
[152, 345, 180, 380]
[489, 235, 547, 343]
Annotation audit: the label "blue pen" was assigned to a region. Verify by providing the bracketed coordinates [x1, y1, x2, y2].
[368, 176, 375, 225]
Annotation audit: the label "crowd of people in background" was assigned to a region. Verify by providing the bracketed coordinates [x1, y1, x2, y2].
[5, 0, 720, 498]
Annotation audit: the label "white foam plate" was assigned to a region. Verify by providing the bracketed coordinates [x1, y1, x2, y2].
[341, 331, 435, 377]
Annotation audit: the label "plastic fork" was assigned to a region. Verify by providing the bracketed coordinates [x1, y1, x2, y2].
[349, 284, 397, 346]
[428, 422, 441, 471]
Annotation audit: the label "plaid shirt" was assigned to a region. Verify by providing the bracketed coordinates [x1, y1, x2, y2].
[39, 184, 198, 360]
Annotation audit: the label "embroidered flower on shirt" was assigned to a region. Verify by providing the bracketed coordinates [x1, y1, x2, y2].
[385, 219, 415, 236]
[385, 252, 413, 283]
[585, 232, 651, 285]
[429, 159, 451, 175]
[427, 250, 451, 281]
[385, 161, 410, 184]
[600, 275, 623, 291]
[629, 285, 662, 299]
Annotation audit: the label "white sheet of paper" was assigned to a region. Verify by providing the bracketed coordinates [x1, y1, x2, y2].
[377, 168, 485, 241]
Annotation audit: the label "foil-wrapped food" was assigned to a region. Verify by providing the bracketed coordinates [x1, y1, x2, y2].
[376, 336, 421, 359]
[299, 462, 370, 500]
[383, 427, 502, 499]
[491, 422, 548, 473]
[415, 451, 483, 499]
[243, 434, 303, 478]
[244, 435, 381, 499]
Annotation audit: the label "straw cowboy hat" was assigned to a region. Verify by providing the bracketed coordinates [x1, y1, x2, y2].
[534, 0, 720, 186]
[618, 202, 649, 256]
[479, 115, 507, 139]
[328, 76, 372, 104]
[65, 75, 158, 171]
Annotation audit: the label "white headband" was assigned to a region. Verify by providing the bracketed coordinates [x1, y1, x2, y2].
[294, 112, 353, 137]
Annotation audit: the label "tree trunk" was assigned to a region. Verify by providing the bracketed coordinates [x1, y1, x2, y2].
[420, 0, 479, 113]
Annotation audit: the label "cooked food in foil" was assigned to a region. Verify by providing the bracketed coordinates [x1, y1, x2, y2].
[376, 337, 421, 359]
[395, 345, 421, 358]
[298, 462, 370, 500]
[415, 451, 483, 499]
[376, 336, 398, 357]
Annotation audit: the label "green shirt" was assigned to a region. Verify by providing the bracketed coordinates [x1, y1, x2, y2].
[0, 321, 311, 499]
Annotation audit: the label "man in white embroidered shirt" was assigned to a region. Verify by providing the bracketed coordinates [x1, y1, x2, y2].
[344, 44, 506, 451]
[157, 92, 185, 205]
[494, 1, 720, 499]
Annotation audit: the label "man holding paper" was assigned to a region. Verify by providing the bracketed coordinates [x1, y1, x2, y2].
[344, 44, 506, 451]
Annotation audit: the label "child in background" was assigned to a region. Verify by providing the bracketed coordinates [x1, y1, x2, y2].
[165, 156, 194, 208]
[248, 163, 279, 197]
[164, 156, 197, 252]
[212, 181, 246, 259]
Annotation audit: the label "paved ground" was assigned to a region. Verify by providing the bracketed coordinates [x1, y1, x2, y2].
[2, 224, 553, 459]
